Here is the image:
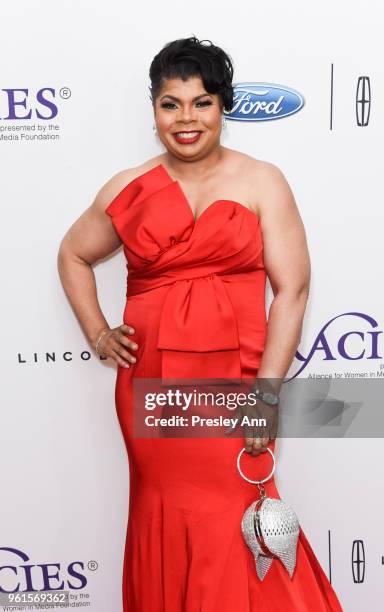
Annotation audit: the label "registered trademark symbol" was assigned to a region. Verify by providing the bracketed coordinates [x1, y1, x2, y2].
[59, 87, 71, 99]
[87, 560, 98, 571]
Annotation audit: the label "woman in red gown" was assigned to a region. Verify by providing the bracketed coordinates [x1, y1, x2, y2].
[58, 37, 343, 611]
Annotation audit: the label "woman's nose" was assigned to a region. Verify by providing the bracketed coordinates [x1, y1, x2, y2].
[179, 108, 196, 122]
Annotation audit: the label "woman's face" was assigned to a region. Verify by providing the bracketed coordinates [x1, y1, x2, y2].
[153, 75, 223, 161]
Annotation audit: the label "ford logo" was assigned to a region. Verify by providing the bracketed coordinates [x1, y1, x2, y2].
[225, 82, 305, 121]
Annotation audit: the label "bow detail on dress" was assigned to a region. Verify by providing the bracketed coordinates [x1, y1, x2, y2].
[156, 272, 241, 382]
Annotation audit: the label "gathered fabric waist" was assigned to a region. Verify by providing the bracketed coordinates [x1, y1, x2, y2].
[124, 267, 266, 381]
[126, 268, 263, 298]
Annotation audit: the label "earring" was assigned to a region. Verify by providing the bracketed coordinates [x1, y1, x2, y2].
[222, 115, 227, 130]
[152, 123, 157, 135]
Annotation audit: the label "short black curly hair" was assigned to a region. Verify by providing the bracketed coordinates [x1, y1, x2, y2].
[149, 36, 234, 112]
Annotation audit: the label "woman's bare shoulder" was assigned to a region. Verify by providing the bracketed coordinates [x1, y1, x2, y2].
[242, 154, 286, 182]
[243, 156, 297, 218]
[91, 157, 163, 212]
[225, 149, 285, 184]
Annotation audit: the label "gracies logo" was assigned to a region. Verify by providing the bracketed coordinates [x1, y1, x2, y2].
[290, 312, 382, 379]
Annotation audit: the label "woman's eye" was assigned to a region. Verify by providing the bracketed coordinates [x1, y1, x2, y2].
[161, 102, 177, 109]
[160, 100, 213, 109]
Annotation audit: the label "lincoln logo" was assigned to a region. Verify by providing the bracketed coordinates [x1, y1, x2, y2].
[356, 76, 371, 127]
[225, 82, 305, 121]
[351, 539, 365, 583]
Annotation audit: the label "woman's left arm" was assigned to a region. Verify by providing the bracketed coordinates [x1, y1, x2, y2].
[255, 161, 311, 394]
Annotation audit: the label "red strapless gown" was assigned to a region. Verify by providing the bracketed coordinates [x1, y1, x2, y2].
[105, 163, 343, 612]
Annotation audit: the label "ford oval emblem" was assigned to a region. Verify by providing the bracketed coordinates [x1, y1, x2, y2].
[225, 82, 305, 121]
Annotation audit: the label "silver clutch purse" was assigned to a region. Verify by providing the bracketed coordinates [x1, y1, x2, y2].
[237, 447, 300, 581]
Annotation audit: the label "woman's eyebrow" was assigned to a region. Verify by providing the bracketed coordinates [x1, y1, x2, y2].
[159, 93, 212, 102]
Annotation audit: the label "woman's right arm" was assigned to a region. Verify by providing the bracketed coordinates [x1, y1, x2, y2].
[57, 168, 139, 368]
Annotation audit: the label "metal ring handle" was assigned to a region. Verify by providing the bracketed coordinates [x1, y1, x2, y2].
[236, 447, 275, 485]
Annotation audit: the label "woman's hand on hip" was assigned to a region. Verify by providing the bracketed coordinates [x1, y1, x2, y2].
[94, 324, 138, 368]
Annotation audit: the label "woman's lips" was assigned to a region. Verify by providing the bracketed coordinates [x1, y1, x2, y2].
[173, 131, 202, 144]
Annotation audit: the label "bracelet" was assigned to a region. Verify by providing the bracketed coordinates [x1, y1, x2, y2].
[95, 327, 110, 356]
[252, 386, 280, 406]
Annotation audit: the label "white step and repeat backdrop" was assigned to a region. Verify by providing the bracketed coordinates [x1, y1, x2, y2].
[1, 2, 383, 611]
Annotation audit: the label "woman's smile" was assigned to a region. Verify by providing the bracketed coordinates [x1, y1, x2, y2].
[173, 130, 203, 144]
